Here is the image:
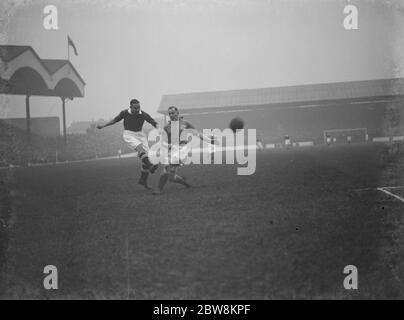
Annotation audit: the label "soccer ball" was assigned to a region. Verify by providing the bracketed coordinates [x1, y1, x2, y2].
[229, 117, 244, 132]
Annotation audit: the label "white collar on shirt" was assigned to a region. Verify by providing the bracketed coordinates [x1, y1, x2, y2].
[128, 108, 142, 115]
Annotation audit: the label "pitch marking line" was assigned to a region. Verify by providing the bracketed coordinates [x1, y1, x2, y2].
[379, 186, 404, 190]
[377, 187, 404, 204]
[353, 186, 404, 192]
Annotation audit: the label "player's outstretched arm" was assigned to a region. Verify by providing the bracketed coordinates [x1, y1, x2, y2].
[96, 118, 118, 129]
[197, 132, 220, 145]
[183, 121, 219, 145]
[97, 111, 124, 129]
[180, 120, 219, 145]
[144, 112, 159, 129]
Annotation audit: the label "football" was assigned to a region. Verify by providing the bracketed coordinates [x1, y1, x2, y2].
[229, 117, 244, 132]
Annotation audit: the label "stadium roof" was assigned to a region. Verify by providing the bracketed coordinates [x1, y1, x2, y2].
[0, 45, 86, 144]
[41, 59, 72, 75]
[0, 45, 85, 97]
[0, 45, 31, 62]
[158, 78, 404, 115]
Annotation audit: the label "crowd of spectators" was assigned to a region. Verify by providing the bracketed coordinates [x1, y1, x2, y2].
[0, 122, 132, 167]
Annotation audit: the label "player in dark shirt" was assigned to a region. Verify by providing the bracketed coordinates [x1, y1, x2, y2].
[97, 98, 159, 189]
[112, 107, 158, 132]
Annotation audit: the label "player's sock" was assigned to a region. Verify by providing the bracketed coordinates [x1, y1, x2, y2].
[138, 170, 151, 189]
[170, 175, 191, 188]
[139, 170, 149, 182]
[149, 163, 159, 174]
[138, 151, 153, 170]
[157, 172, 170, 191]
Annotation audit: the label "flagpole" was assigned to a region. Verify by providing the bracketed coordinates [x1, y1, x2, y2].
[67, 35, 70, 61]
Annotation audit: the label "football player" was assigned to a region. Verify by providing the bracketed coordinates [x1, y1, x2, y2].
[97, 98, 159, 189]
[152, 106, 214, 195]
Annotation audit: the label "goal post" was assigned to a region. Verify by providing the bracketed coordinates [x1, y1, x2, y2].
[323, 128, 368, 144]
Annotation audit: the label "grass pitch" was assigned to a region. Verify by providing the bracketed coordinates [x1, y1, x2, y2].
[1, 144, 404, 299]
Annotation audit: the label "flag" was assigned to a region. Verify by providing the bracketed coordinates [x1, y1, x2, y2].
[67, 35, 78, 56]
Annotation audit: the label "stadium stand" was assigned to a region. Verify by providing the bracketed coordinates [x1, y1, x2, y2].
[158, 78, 404, 146]
[0, 120, 132, 167]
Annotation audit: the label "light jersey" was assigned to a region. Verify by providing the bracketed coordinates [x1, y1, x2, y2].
[164, 119, 195, 145]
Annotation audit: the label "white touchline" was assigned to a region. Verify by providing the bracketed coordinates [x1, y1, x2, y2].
[379, 186, 404, 190]
[353, 186, 404, 192]
[377, 188, 404, 204]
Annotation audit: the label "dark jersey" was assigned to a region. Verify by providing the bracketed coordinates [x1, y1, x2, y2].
[114, 109, 157, 132]
[164, 119, 195, 145]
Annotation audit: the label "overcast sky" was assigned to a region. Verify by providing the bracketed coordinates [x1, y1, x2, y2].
[2, 0, 404, 126]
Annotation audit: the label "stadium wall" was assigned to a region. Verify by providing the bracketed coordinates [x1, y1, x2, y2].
[180, 99, 403, 145]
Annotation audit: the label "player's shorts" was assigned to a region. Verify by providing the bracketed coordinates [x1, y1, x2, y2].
[164, 144, 190, 166]
[123, 130, 149, 152]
